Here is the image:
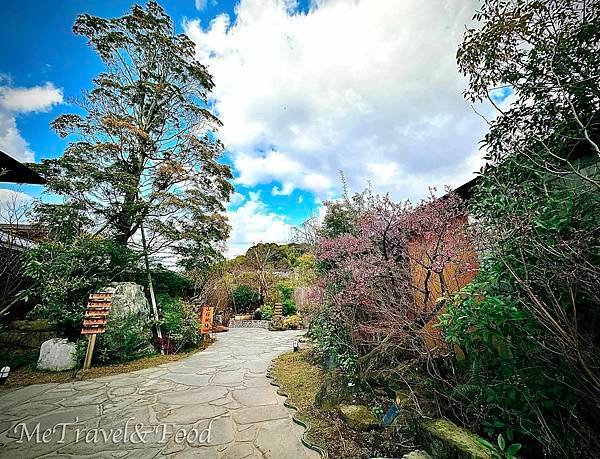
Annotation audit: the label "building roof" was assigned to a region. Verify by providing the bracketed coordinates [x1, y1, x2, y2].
[0, 224, 48, 252]
[0, 150, 46, 185]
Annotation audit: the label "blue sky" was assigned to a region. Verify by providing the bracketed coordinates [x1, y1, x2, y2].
[0, 1, 509, 257]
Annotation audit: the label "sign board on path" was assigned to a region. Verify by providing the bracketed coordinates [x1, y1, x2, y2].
[200, 306, 215, 335]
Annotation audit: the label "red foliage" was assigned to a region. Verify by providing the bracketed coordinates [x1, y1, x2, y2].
[316, 190, 476, 364]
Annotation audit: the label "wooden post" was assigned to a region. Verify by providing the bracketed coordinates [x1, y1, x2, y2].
[83, 334, 97, 370]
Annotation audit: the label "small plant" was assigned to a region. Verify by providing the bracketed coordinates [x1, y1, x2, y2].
[96, 313, 153, 363]
[283, 314, 302, 330]
[277, 283, 297, 316]
[157, 294, 201, 352]
[260, 304, 274, 320]
[479, 434, 522, 459]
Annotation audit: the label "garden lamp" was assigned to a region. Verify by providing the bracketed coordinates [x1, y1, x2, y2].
[0, 366, 10, 385]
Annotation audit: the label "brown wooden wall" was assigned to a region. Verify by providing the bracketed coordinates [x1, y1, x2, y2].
[406, 214, 479, 351]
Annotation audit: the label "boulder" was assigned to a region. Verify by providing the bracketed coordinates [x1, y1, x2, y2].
[417, 419, 494, 459]
[338, 404, 379, 431]
[402, 451, 433, 459]
[37, 338, 77, 371]
[103, 282, 150, 318]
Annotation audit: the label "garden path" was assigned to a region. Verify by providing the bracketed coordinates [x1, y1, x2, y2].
[0, 329, 319, 458]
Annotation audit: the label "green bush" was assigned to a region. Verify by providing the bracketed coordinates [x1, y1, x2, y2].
[157, 294, 202, 352]
[283, 314, 302, 330]
[439, 256, 582, 453]
[277, 283, 297, 316]
[96, 313, 153, 364]
[232, 285, 260, 313]
[136, 268, 192, 298]
[23, 235, 139, 335]
[260, 304, 274, 320]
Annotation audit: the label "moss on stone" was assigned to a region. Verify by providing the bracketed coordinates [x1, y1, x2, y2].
[418, 419, 494, 459]
[338, 404, 379, 431]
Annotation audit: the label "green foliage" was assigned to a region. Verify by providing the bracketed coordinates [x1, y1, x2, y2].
[23, 235, 139, 333]
[41, 1, 232, 264]
[440, 255, 586, 451]
[0, 348, 38, 370]
[96, 313, 153, 364]
[260, 304, 274, 320]
[232, 284, 260, 313]
[283, 314, 302, 330]
[308, 307, 357, 378]
[137, 267, 192, 298]
[157, 294, 201, 352]
[277, 282, 297, 316]
[446, 1, 600, 455]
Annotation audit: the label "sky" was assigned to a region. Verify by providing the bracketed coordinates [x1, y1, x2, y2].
[0, 0, 509, 258]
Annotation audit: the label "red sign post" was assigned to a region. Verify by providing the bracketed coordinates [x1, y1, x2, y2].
[200, 306, 215, 335]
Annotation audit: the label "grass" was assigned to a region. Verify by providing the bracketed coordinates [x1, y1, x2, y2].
[0, 339, 213, 389]
[270, 349, 371, 459]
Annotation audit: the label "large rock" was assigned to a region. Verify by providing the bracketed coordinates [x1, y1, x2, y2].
[103, 282, 150, 318]
[37, 338, 77, 371]
[338, 404, 379, 431]
[417, 419, 494, 459]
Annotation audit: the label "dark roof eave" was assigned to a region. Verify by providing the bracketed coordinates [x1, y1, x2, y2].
[0, 150, 47, 185]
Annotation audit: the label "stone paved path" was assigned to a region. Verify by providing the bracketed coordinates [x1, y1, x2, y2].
[0, 329, 320, 458]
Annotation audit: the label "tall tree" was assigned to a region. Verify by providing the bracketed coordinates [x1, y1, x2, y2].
[41, 1, 232, 265]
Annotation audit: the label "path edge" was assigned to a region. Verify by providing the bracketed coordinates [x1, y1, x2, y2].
[266, 364, 328, 459]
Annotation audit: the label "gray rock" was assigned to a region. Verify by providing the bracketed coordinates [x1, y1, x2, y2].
[37, 338, 77, 371]
[417, 418, 494, 459]
[338, 404, 379, 431]
[103, 282, 150, 318]
[403, 451, 433, 459]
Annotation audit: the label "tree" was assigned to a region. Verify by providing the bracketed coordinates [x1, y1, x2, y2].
[41, 2, 232, 264]
[0, 195, 31, 317]
[448, 1, 600, 454]
[232, 284, 260, 314]
[245, 243, 277, 304]
[314, 190, 474, 379]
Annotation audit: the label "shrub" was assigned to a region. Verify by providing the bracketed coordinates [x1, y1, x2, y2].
[260, 304, 274, 320]
[96, 313, 153, 364]
[283, 314, 302, 330]
[232, 285, 260, 313]
[157, 294, 201, 353]
[137, 267, 192, 298]
[23, 235, 139, 336]
[277, 282, 297, 316]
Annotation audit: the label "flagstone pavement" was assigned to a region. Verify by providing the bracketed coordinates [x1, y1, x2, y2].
[0, 329, 320, 458]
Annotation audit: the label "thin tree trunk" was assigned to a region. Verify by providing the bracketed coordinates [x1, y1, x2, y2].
[140, 221, 163, 345]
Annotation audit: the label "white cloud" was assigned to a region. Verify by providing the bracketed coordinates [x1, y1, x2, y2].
[195, 0, 208, 11]
[226, 191, 292, 257]
[0, 188, 32, 205]
[0, 82, 63, 113]
[234, 150, 332, 196]
[0, 81, 63, 162]
[184, 0, 491, 201]
[229, 191, 246, 207]
[0, 111, 35, 162]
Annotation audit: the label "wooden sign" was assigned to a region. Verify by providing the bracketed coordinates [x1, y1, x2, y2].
[81, 291, 114, 370]
[81, 292, 113, 335]
[200, 306, 215, 335]
[274, 303, 283, 318]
